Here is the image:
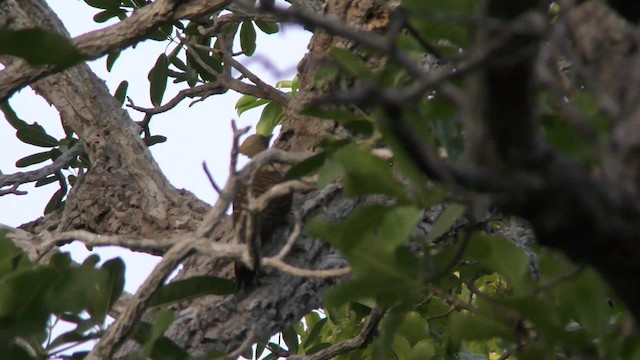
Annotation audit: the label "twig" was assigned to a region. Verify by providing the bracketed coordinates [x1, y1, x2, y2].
[178, 33, 290, 106]
[427, 284, 475, 312]
[262, 258, 351, 278]
[197, 145, 311, 239]
[0, 142, 84, 196]
[230, 121, 250, 176]
[127, 81, 227, 116]
[38, 230, 178, 261]
[225, 55, 290, 106]
[272, 212, 302, 261]
[249, 178, 316, 213]
[202, 161, 223, 194]
[0, 0, 233, 101]
[0, 183, 26, 196]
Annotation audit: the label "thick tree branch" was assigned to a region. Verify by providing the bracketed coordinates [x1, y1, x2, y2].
[0, 0, 231, 101]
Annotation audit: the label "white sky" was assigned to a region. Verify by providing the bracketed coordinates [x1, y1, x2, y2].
[0, 1, 311, 294]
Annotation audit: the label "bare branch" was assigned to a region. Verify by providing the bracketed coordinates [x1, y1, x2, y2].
[202, 161, 223, 195]
[178, 34, 290, 106]
[262, 258, 351, 278]
[225, 55, 290, 106]
[127, 82, 228, 117]
[272, 212, 302, 261]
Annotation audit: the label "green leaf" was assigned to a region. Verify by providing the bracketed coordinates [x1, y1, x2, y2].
[409, 340, 437, 360]
[426, 203, 465, 242]
[398, 311, 430, 346]
[329, 47, 373, 79]
[185, 48, 222, 81]
[114, 80, 128, 106]
[301, 107, 374, 136]
[93, 8, 126, 23]
[255, 341, 267, 359]
[449, 311, 515, 345]
[0, 101, 29, 130]
[282, 326, 300, 354]
[303, 318, 327, 349]
[107, 49, 121, 72]
[47, 329, 95, 351]
[143, 135, 167, 147]
[148, 54, 169, 106]
[15, 151, 52, 168]
[101, 258, 125, 311]
[147, 23, 173, 41]
[0, 231, 29, 279]
[235, 95, 269, 116]
[255, 21, 279, 34]
[285, 151, 326, 180]
[16, 125, 59, 148]
[240, 21, 257, 56]
[85, 0, 119, 9]
[151, 310, 174, 339]
[256, 102, 284, 136]
[333, 145, 406, 199]
[555, 269, 610, 337]
[44, 188, 65, 214]
[465, 233, 532, 295]
[35, 175, 58, 187]
[0, 29, 83, 67]
[149, 276, 236, 307]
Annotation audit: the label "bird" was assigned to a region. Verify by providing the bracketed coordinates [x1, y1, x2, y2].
[232, 134, 292, 290]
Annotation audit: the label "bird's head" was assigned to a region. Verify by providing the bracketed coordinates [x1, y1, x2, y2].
[239, 134, 272, 158]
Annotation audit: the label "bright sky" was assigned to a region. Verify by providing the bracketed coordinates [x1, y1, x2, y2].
[0, 1, 311, 294]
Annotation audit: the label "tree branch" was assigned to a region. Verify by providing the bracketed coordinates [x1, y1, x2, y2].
[0, 142, 84, 196]
[0, 0, 232, 101]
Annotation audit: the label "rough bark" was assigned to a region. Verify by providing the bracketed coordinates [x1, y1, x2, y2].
[464, 0, 640, 322]
[1, 0, 401, 356]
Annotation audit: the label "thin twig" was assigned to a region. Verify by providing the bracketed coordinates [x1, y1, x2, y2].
[0, 142, 84, 196]
[273, 212, 302, 261]
[262, 258, 351, 278]
[202, 161, 223, 194]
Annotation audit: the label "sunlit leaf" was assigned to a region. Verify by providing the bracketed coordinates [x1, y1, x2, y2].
[256, 102, 284, 136]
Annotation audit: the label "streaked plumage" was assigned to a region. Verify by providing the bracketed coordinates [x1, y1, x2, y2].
[233, 134, 292, 289]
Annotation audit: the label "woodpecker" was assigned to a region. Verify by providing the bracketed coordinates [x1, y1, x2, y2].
[233, 134, 292, 290]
